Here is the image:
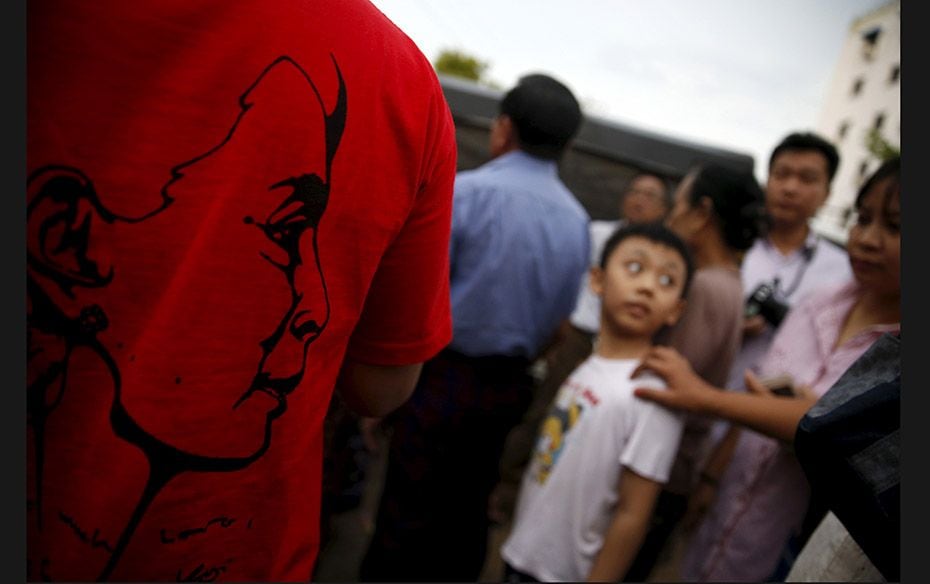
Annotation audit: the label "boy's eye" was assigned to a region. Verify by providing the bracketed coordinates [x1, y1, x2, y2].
[658, 274, 675, 287]
[626, 261, 643, 274]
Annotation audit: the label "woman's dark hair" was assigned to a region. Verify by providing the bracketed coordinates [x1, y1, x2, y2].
[687, 164, 767, 252]
[855, 156, 900, 210]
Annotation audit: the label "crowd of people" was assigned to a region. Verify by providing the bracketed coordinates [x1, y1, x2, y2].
[27, 1, 900, 582]
[318, 81, 900, 581]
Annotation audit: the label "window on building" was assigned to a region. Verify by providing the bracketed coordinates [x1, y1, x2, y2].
[851, 77, 864, 97]
[889, 64, 900, 84]
[838, 121, 851, 140]
[861, 26, 881, 60]
[874, 112, 885, 131]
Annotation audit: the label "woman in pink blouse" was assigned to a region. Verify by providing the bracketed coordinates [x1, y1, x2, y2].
[632, 156, 900, 581]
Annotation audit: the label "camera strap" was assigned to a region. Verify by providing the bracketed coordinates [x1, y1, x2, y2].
[772, 236, 818, 299]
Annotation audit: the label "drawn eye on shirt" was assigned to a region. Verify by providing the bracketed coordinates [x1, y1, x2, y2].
[261, 211, 305, 257]
[248, 174, 328, 272]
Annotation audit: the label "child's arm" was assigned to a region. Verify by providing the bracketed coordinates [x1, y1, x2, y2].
[586, 467, 662, 582]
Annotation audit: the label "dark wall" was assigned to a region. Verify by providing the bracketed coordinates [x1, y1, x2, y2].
[454, 121, 674, 221]
[442, 75, 756, 222]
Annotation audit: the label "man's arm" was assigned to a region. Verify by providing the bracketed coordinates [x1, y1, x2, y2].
[340, 88, 456, 416]
[336, 359, 423, 418]
[587, 467, 662, 582]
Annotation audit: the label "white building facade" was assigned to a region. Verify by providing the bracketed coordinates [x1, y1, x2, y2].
[813, 0, 900, 244]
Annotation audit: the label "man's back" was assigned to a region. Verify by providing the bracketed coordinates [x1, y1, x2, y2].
[360, 73, 589, 582]
[27, 1, 456, 580]
[449, 150, 590, 359]
[728, 133, 852, 392]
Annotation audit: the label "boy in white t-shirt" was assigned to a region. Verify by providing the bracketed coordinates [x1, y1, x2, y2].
[500, 222, 694, 582]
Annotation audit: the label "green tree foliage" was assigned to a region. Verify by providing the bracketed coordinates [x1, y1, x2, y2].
[434, 49, 488, 83]
[865, 127, 900, 162]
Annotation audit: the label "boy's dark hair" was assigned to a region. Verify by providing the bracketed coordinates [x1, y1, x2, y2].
[855, 155, 900, 209]
[688, 164, 768, 252]
[768, 132, 841, 182]
[500, 73, 582, 160]
[599, 222, 695, 298]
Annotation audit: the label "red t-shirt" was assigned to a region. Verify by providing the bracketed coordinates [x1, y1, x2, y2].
[26, 1, 456, 580]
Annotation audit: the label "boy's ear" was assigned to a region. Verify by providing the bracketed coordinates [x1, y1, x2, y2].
[663, 298, 687, 327]
[589, 266, 605, 297]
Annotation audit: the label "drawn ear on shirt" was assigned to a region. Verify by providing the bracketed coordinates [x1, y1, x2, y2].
[27, 166, 120, 299]
[27, 165, 125, 537]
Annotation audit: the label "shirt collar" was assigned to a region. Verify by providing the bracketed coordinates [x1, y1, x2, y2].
[762, 228, 820, 260]
[811, 281, 900, 356]
[487, 149, 559, 176]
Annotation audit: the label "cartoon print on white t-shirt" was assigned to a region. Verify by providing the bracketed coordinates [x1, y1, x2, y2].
[532, 378, 599, 483]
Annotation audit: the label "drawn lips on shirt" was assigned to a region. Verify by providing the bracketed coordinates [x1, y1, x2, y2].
[236, 358, 313, 410]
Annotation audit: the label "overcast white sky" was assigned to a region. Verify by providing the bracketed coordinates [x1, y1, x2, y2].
[370, 0, 890, 182]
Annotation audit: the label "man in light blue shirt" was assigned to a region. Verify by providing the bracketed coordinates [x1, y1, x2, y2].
[362, 73, 590, 582]
[449, 146, 590, 358]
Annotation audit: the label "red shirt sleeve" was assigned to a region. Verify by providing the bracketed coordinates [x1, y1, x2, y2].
[345, 90, 457, 366]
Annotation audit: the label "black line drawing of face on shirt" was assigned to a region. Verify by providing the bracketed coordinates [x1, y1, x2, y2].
[26, 55, 347, 581]
[118, 54, 346, 459]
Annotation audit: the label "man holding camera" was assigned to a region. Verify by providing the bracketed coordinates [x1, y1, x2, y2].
[727, 132, 853, 392]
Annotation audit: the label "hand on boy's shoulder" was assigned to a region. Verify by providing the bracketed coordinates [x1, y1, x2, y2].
[630, 346, 694, 387]
[628, 367, 666, 392]
[629, 345, 714, 414]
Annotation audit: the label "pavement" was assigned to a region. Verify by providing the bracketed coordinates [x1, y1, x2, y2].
[311, 429, 682, 583]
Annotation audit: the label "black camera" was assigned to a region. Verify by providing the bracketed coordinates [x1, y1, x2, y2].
[744, 282, 789, 328]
